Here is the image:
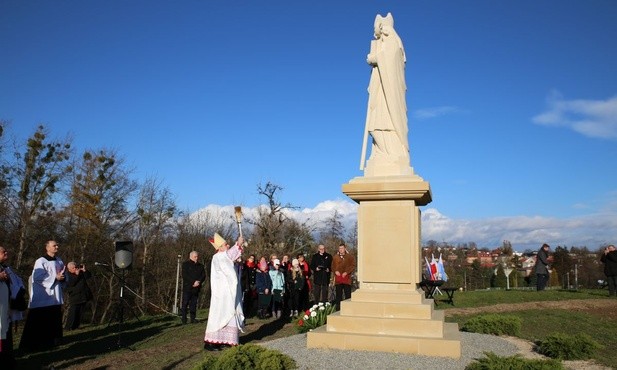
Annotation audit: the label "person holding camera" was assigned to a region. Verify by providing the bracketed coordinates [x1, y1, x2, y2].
[64, 261, 93, 331]
[310, 244, 332, 304]
[600, 245, 617, 297]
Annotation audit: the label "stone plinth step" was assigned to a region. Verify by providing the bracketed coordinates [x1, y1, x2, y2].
[307, 323, 461, 358]
[325, 311, 446, 338]
[340, 299, 434, 319]
[351, 289, 427, 305]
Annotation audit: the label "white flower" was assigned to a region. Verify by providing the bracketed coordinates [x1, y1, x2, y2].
[312, 304, 318, 310]
[311, 311, 317, 317]
[319, 306, 325, 311]
[303, 315, 309, 320]
[325, 302, 331, 306]
[318, 302, 324, 306]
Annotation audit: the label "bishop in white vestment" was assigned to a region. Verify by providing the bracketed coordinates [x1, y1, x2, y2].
[203, 233, 245, 350]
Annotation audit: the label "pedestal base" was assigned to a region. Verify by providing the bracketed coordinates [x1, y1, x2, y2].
[307, 289, 461, 358]
[307, 175, 461, 358]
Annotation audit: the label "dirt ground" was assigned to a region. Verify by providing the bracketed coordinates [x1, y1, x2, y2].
[446, 299, 617, 370]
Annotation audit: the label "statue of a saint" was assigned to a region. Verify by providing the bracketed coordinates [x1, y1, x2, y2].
[360, 13, 411, 176]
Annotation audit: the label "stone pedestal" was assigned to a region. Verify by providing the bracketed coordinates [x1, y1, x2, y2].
[306, 175, 461, 358]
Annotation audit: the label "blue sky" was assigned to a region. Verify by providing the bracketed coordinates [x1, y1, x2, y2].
[2, 1, 616, 251]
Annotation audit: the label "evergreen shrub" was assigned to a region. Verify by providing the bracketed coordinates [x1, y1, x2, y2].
[192, 344, 296, 370]
[465, 352, 564, 370]
[461, 314, 521, 336]
[536, 332, 602, 360]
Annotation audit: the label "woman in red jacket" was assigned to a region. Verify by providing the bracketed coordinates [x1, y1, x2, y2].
[297, 253, 311, 310]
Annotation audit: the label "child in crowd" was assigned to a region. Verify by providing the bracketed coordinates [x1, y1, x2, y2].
[269, 259, 285, 319]
[287, 258, 305, 317]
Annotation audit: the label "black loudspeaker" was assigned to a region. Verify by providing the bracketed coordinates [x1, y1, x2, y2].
[114, 241, 133, 269]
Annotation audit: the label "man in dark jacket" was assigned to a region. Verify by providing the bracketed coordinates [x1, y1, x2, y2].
[310, 244, 332, 304]
[600, 245, 617, 297]
[64, 261, 93, 330]
[181, 251, 206, 324]
[242, 255, 257, 318]
[332, 243, 356, 310]
[535, 244, 551, 291]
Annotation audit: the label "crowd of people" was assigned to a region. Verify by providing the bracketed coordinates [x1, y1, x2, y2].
[199, 235, 357, 351]
[0, 240, 92, 369]
[0, 235, 359, 363]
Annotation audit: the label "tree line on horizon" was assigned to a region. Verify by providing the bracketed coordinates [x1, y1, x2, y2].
[0, 122, 356, 325]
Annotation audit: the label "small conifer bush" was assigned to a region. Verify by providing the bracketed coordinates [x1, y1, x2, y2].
[536, 332, 602, 360]
[461, 314, 521, 336]
[465, 352, 564, 370]
[192, 344, 297, 370]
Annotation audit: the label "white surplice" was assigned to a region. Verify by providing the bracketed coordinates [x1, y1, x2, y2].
[204, 244, 244, 345]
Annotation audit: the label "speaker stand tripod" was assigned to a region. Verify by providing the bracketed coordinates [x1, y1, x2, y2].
[107, 268, 140, 350]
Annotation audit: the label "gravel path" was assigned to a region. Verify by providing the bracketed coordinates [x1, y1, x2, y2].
[260, 331, 519, 370]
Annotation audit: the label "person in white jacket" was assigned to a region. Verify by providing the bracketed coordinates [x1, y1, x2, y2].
[19, 240, 66, 352]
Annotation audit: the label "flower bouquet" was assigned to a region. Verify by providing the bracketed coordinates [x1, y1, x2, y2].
[296, 302, 336, 333]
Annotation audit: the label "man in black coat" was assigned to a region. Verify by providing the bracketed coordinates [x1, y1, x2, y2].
[600, 245, 617, 297]
[64, 261, 93, 330]
[534, 244, 551, 291]
[310, 245, 332, 304]
[181, 251, 206, 324]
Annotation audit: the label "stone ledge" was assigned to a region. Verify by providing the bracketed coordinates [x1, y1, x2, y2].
[342, 176, 432, 204]
[307, 323, 461, 358]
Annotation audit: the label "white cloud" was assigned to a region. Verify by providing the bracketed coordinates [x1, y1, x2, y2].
[298, 199, 358, 216]
[533, 91, 617, 140]
[413, 106, 464, 120]
[191, 199, 358, 233]
[192, 199, 617, 252]
[421, 208, 617, 251]
[287, 199, 358, 229]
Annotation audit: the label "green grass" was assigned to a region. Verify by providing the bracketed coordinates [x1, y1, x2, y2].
[13, 290, 616, 369]
[15, 310, 298, 369]
[445, 290, 617, 368]
[451, 310, 617, 367]
[436, 288, 610, 308]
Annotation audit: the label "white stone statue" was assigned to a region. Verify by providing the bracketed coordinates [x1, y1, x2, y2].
[360, 13, 412, 176]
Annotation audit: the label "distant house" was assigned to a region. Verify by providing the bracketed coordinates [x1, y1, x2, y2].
[521, 256, 536, 269]
[465, 250, 494, 267]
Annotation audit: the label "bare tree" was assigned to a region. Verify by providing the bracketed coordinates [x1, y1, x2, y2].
[281, 218, 315, 257]
[0, 120, 9, 243]
[64, 149, 138, 323]
[3, 125, 72, 269]
[318, 210, 346, 249]
[501, 240, 514, 256]
[135, 176, 177, 308]
[248, 181, 298, 254]
[67, 149, 137, 261]
[345, 220, 358, 253]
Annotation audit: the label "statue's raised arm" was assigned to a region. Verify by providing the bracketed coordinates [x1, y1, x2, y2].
[360, 13, 412, 177]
